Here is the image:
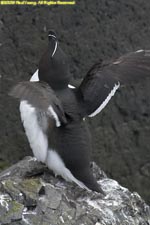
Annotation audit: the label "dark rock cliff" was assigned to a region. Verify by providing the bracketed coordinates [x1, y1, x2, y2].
[0, 1, 150, 203]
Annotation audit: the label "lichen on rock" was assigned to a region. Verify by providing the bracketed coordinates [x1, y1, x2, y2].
[0, 157, 149, 225]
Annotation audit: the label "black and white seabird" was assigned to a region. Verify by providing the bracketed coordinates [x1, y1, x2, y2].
[10, 31, 150, 193]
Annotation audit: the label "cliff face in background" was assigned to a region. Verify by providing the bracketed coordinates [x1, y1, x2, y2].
[0, 0, 150, 203]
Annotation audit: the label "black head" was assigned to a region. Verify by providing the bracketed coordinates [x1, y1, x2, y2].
[39, 31, 71, 90]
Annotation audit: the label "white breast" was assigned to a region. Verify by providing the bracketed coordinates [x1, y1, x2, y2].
[30, 69, 39, 82]
[20, 100, 48, 163]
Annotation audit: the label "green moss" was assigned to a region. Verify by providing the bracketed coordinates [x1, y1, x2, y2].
[9, 200, 24, 214]
[2, 179, 20, 195]
[18, 178, 42, 203]
[0, 200, 24, 224]
[19, 178, 42, 194]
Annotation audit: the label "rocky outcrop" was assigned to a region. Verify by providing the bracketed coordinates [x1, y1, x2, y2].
[0, 1, 150, 203]
[0, 157, 149, 225]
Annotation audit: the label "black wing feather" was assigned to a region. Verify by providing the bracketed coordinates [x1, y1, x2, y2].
[78, 50, 150, 117]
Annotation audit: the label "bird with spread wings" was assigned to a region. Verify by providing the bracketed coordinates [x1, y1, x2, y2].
[10, 32, 150, 193]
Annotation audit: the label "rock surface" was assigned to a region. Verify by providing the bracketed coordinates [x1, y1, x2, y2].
[0, 157, 149, 225]
[0, 1, 150, 203]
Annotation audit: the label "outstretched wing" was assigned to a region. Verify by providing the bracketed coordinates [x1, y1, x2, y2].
[9, 81, 67, 127]
[78, 50, 150, 117]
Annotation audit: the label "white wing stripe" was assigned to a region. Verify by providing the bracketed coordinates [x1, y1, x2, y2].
[52, 41, 58, 57]
[48, 105, 61, 127]
[88, 82, 120, 117]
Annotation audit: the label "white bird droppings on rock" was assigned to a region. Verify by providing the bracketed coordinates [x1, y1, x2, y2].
[60, 216, 65, 223]
[22, 214, 31, 225]
[28, 157, 37, 162]
[0, 194, 11, 211]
